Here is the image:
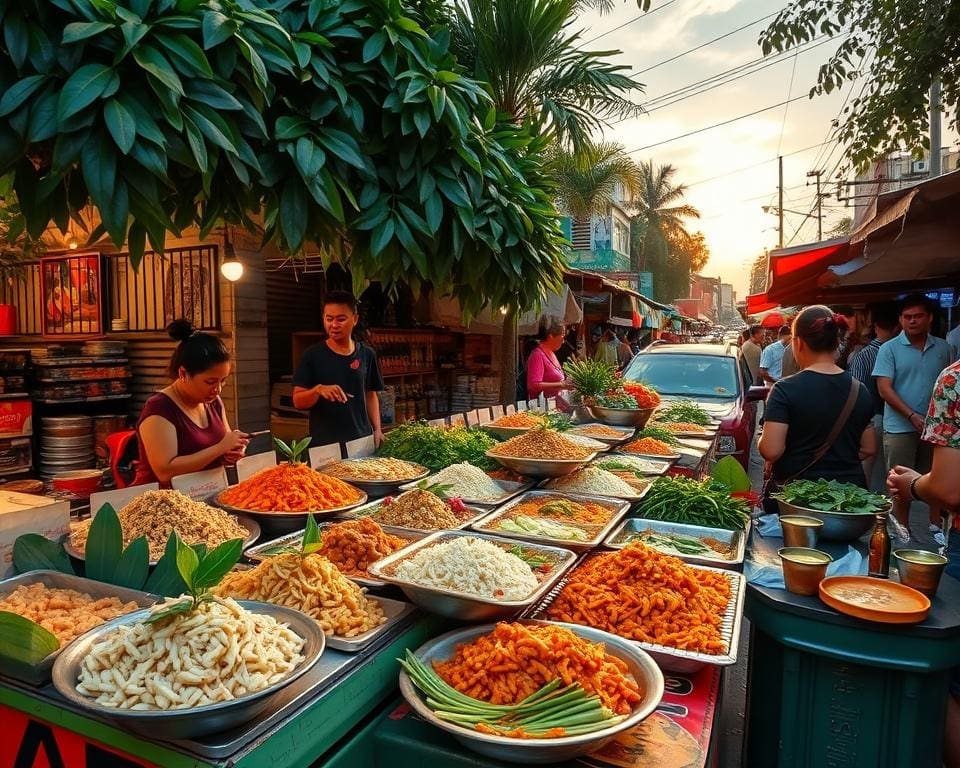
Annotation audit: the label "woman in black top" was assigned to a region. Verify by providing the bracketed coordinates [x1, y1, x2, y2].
[759, 305, 877, 488]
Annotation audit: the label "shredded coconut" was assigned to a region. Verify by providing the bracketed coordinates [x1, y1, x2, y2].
[543, 466, 639, 497]
[430, 463, 506, 501]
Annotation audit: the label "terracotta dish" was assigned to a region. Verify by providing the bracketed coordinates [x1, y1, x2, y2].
[818, 576, 930, 624]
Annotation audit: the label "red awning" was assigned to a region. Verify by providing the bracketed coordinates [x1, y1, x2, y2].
[765, 237, 853, 306]
[745, 293, 779, 314]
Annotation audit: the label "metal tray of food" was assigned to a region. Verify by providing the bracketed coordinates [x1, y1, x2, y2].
[537, 472, 652, 502]
[470, 491, 630, 552]
[326, 596, 416, 653]
[339, 497, 488, 537]
[243, 522, 428, 589]
[591, 453, 674, 477]
[561, 433, 611, 453]
[526, 560, 745, 673]
[603, 518, 746, 569]
[64, 514, 262, 565]
[398, 474, 534, 507]
[615, 447, 682, 462]
[649, 423, 717, 439]
[0, 570, 158, 686]
[51, 600, 326, 740]
[322, 458, 430, 496]
[368, 530, 579, 621]
[482, 423, 539, 441]
[567, 423, 636, 445]
[484, 451, 598, 479]
[213, 493, 368, 536]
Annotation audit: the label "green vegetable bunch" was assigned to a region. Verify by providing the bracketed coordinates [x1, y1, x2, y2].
[146, 533, 243, 624]
[657, 401, 712, 426]
[631, 531, 715, 556]
[640, 477, 750, 531]
[596, 391, 639, 409]
[634, 426, 679, 446]
[377, 421, 497, 471]
[563, 359, 618, 400]
[776, 479, 890, 514]
[274, 437, 312, 464]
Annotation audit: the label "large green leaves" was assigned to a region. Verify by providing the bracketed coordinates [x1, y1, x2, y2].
[57, 63, 117, 122]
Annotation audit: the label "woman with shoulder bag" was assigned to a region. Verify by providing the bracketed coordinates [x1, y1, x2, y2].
[758, 305, 877, 512]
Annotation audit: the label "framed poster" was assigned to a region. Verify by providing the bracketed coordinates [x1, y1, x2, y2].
[40, 253, 104, 338]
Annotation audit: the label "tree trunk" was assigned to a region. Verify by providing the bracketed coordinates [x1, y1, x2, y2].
[499, 304, 518, 405]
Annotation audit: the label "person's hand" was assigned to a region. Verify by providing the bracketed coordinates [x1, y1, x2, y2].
[887, 465, 920, 500]
[372, 428, 385, 448]
[908, 412, 925, 433]
[315, 384, 349, 403]
[219, 429, 249, 454]
[223, 447, 246, 465]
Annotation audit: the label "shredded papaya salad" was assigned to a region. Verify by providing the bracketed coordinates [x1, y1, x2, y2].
[400, 622, 642, 738]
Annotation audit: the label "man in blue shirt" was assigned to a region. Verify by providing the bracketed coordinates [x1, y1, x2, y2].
[873, 293, 955, 532]
[759, 325, 792, 384]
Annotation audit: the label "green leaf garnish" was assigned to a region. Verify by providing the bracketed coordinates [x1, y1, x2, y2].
[192, 538, 244, 590]
[274, 435, 312, 464]
[85, 503, 123, 584]
[301, 513, 323, 555]
[13, 534, 75, 575]
[0, 611, 60, 664]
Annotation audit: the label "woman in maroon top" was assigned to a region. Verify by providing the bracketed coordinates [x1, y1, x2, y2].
[133, 320, 249, 487]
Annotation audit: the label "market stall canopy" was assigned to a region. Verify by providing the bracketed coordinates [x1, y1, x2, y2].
[429, 284, 582, 335]
[763, 237, 852, 306]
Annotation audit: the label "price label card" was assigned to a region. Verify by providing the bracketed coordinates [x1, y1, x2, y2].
[491, 405, 505, 419]
[545, 397, 557, 411]
[89, 484, 159, 517]
[344, 435, 375, 458]
[309, 443, 342, 468]
[171, 467, 228, 500]
[504, 404, 516, 415]
[516, 401, 528, 411]
[448, 413, 466, 427]
[236, 451, 277, 483]
[476, 407, 493, 424]
[463, 409, 480, 427]
[427, 417, 447, 427]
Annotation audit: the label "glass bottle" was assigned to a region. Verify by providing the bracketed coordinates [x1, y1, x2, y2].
[868, 512, 891, 578]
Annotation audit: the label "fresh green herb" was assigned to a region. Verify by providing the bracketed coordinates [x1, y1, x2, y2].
[657, 401, 712, 426]
[274, 436, 312, 464]
[499, 515, 589, 541]
[635, 426, 680, 446]
[399, 651, 625, 737]
[415, 480, 456, 499]
[639, 476, 750, 531]
[596, 391, 639, 409]
[543, 411, 573, 432]
[775, 479, 890, 514]
[377, 422, 497, 471]
[627, 531, 716, 556]
[507, 544, 554, 571]
[145, 533, 243, 624]
[563, 359, 619, 400]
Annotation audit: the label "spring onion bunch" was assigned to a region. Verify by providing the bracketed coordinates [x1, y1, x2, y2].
[399, 650, 625, 738]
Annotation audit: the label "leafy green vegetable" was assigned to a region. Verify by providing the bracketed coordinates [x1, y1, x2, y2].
[628, 531, 716, 556]
[563, 359, 618, 399]
[596, 391, 639, 409]
[302, 513, 322, 555]
[635, 426, 679, 446]
[657, 401, 712, 425]
[85, 503, 123, 584]
[640, 477, 750, 530]
[775, 479, 890, 514]
[542, 412, 573, 432]
[498, 515, 588, 541]
[377, 422, 497, 471]
[710, 456, 752, 494]
[0, 611, 60, 665]
[506, 544, 554, 571]
[144, 535, 189, 597]
[274, 436, 312, 464]
[112, 537, 150, 590]
[13, 534, 74, 575]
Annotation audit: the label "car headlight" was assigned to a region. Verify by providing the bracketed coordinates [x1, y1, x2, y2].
[717, 435, 737, 453]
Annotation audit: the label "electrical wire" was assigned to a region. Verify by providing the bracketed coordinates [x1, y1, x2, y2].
[582, 0, 680, 45]
[776, 51, 799, 157]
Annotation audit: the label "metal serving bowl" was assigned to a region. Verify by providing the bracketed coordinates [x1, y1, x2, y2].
[586, 405, 656, 429]
[51, 600, 325, 739]
[215, 493, 368, 536]
[484, 450, 597, 479]
[368, 530, 578, 621]
[775, 499, 877, 541]
[399, 621, 665, 764]
[322, 459, 431, 498]
[482, 424, 539, 441]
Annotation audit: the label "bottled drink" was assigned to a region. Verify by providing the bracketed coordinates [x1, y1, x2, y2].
[868, 512, 891, 578]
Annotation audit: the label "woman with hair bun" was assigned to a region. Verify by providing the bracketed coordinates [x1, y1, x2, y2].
[758, 305, 877, 500]
[132, 319, 249, 486]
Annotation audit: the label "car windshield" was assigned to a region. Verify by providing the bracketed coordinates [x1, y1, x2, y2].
[624, 353, 739, 400]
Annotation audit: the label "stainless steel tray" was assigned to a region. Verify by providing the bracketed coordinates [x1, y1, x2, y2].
[591, 453, 674, 476]
[368, 530, 578, 621]
[326, 596, 415, 652]
[603, 518, 746, 569]
[339, 497, 488, 537]
[470, 491, 629, 552]
[398, 474, 534, 507]
[484, 451, 598, 479]
[526, 559, 746, 673]
[51, 600, 325, 740]
[399, 621, 665, 764]
[0, 570, 158, 686]
[538, 472, 652, 502]
[567, 423, 636, 445]
[614, 447, 682, 462]
[561, 434, 611, 453]
[64, 514, 261, 565]
[213, 492, 368, 536]
[322, 458, 430, 497]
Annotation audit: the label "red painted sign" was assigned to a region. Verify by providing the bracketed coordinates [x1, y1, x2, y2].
[0, 705, 155, 768]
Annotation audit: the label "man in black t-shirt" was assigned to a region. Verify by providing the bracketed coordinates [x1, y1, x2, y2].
[292, 292, 385, 448]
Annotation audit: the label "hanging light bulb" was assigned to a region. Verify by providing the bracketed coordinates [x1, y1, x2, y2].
[66, 234, 79, 250]
[219, 231, 244, 281]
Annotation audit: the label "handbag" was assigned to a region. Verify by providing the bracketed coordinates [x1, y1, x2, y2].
[762, 376, 862, 512]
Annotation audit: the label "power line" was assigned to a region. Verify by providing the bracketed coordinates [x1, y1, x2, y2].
[684, 140, 835, 189]
[582, 0, 680, 45]
[636, 11, 780, 74]
[776, 50, 799, 156]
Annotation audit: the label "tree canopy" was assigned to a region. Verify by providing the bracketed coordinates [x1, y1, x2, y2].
[760, 0, 959, 169]
[0, 0, 572, 316]
[548, 140, 641, 220]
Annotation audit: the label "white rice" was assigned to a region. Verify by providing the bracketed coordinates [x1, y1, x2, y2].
[431, 463, 505, 501]
[394, 537, 539, 600]
[544, 466, 638, 497]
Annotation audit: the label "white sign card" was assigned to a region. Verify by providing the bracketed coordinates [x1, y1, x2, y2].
[448, 413, 466, 427]
[476, 407, 493, 424]
[89, 484, 159, 517]
[491, 405, 505, 419]
[236, 451, 278, 483]
[171, 467, 228, 500]
[516, 401, 528, 411]
[463, 409, 480, 427]
[345, 435, 376, 458]
[427, 417, 447, 427]
[309, 443, 342, 469]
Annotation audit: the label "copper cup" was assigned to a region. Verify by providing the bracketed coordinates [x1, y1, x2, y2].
[779, 547, 833, 596]
[780, 515, 824, 548]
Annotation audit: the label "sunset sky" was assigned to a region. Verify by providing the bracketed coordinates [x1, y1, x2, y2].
[577, 0, 946, 299]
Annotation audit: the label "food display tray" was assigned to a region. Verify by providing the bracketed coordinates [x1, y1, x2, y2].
[213, 492, 369, 536]
[326, 596, 416, 652]
[339, 498, 488, 537]
[526, 559, 746, 673]
[368, 530, 579, 621]
[0, 570, 158, 686]
[536, 475, 652, 503]
[603, 518, 746, 569]
[64, 514, 262, 565]
[243, 523, 428, 589]
[567, 423, 636, 445]
[398, 475, 534, 507]
[0, 607, 421, 760]
[322, 459, 430, 497]
[613, 448, 682, 462]
[470, 491, 630, 552]
[590, 454, 674, 476]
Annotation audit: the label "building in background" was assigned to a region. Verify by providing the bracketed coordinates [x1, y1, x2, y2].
[675, 274, 722, 323]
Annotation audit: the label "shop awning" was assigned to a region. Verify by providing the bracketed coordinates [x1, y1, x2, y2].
[763, 237, 852, 306]
[745, 293, 779, 314]
[430, 284, 583, 335]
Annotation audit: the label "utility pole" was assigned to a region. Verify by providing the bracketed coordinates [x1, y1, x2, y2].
[806, 169, 824, 240]
[777, 155, 784, 248]
[930, 80, 942, 178]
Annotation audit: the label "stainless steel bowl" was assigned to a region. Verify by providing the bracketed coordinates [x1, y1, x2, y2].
[894, 549, 948, 597]
[368, 530, 577, 621]
[214, 492, 368, 536]
[482, 424, 538, 441]
[485, 450, 597, 478]
[322, 459, 430, 498]
[568, 423, 636, 446]
[775, 499, 876, 541]
[51, 600, 325, 739]
[586, 405, 656, 428]
[399, 621, 665, 764]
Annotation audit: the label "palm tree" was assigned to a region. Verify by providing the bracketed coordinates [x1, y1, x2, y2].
[548, 141, 642, 220]
[632, 161, 701, 303]
[449, 0, 644, 152]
